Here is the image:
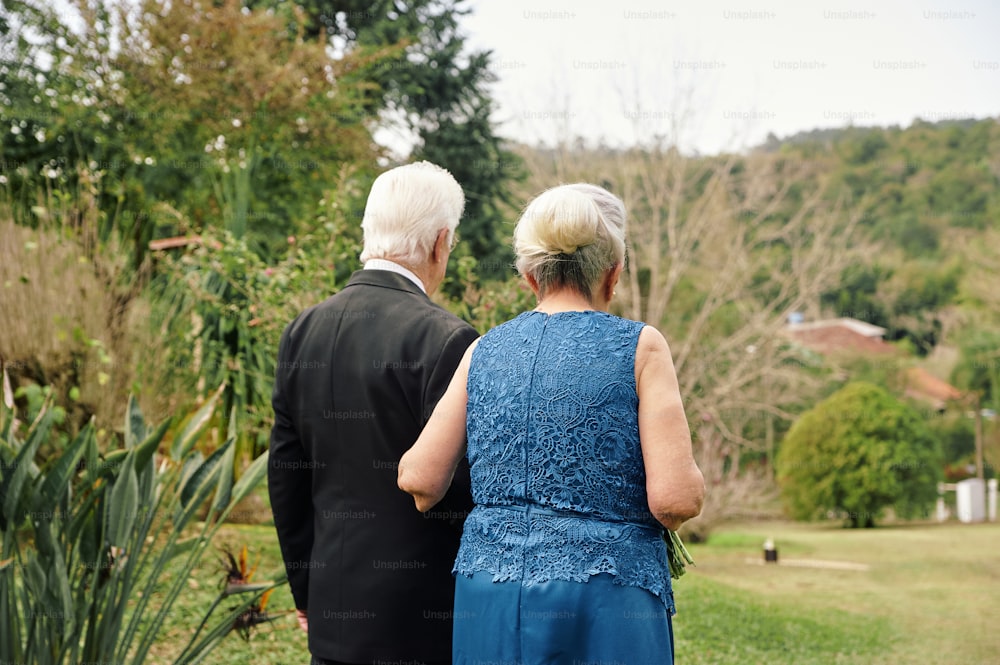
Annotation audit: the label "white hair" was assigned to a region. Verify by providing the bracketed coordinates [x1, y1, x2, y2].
[359, 161, 465, 265]
[513, 183, 626, 300]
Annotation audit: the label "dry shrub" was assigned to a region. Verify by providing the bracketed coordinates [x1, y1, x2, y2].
[0, 219, 125, 428]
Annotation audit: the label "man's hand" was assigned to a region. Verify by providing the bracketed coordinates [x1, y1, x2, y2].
[296, 608, 308, 633]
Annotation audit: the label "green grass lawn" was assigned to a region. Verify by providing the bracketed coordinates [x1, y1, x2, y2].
[149, 519, 1000, 664]
[674, 520, 1000, 664]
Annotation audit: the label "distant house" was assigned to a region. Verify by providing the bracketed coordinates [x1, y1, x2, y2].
[783, 317, 895, 356]
[902, 367, 964, 411]
[783, 316, 963, 410]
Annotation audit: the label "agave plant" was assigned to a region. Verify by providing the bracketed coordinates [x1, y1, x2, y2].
[0, 370, 279, 664]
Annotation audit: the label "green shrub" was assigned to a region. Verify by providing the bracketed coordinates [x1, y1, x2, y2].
[776, 381, 942, 527]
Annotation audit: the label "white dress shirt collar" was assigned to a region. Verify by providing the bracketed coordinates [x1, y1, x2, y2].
[363, 258, 426, 294]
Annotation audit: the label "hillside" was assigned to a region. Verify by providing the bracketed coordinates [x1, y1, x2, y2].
[517, 116, 1000, 360]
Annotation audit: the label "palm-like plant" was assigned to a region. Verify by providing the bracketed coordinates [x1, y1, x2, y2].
[0, 371, 277, 664]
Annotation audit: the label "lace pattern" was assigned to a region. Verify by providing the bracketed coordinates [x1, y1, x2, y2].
[455, 311, 675, 613]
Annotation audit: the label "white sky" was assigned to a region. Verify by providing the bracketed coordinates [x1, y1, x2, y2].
[460, 0, 1000, 154]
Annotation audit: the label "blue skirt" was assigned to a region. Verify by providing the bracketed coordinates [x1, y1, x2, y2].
[453, 571, 673, 665]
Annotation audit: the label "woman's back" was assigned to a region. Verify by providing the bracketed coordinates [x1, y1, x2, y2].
[467, 310, 650, 519]
[458, 310, 672, 609]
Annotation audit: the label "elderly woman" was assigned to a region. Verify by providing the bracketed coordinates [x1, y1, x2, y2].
[398, 183, 705, 664]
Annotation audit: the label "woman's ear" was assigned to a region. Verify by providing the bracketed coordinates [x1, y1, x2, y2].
[604, 262, 623, 303]
[524, 274, 542, 300]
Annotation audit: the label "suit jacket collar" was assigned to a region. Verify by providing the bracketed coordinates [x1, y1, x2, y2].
[363, 258, 426, 293]
[344, 269, 431, 300]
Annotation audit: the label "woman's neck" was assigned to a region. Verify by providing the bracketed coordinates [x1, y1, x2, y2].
[534, 288, 606, 314]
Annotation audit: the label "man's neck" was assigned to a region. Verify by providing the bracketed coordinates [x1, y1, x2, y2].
[363, 258, 428, 294]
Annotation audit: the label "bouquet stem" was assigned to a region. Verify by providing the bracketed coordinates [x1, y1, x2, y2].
[666, 530, 695, 580]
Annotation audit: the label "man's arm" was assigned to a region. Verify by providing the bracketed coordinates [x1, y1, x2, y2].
[418, 324, 479, 518]
[268, 326, 315, 615]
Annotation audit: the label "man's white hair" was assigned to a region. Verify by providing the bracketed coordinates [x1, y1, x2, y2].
[359, 161, 465, 266]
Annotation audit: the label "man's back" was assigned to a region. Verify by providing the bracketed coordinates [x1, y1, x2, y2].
[269, 269, 477, 663]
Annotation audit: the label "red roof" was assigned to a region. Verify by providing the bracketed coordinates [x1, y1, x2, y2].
[148, 235, 223, 251]
[783, 318, 965, 407]
[903, 367, 964, 408]
[784, 323, 896, 356]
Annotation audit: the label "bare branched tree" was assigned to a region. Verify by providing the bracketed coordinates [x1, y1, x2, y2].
[516, 138, 877, 537]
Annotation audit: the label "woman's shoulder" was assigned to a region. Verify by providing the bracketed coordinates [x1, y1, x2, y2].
[634, 323, 669, 351]
[590, 311, 647, 338]
[610, 311, 647, 330]
[475, 311, 539, 346]
[634, 324, 672, 377]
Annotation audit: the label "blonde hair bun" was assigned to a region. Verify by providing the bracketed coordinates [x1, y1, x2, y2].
[513, 183, 627, 301]
[516, 187, 603, 257]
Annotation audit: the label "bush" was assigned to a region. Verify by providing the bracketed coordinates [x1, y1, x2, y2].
[0, 374, 277, 664]
[775, 382, 942, 527]
[145, 173, 367, 458]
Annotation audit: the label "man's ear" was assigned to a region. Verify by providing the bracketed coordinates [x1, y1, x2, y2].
[432, 228, 449, 263]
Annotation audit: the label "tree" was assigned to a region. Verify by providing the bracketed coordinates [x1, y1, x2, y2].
[247, 0, 525, 278]
[515, 137, 876, 537]
[776, 382, 942, 527]
[1, 0, 391, 438]
[950, 329, 1000, 480]
[0, 0, 380, 262]
[879, 259, 963, 354]
[951, 331, 1000, 409]
[820, 263, 891, 326]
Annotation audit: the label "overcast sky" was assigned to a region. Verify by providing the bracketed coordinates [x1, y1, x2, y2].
[460, 0, 1000, 154]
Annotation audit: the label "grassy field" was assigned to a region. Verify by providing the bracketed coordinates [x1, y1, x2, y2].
[150, 519, 1000, 664]
[675, 520, 1000, 664]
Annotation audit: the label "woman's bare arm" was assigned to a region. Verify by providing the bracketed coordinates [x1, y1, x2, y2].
[398, 339, 479, 512]
[636, 326, 705, 531]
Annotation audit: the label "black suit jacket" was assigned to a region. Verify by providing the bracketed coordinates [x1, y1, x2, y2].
[268, 270, 478, 663]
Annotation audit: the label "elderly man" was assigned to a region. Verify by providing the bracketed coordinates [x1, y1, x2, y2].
[269, 161, 478, 665]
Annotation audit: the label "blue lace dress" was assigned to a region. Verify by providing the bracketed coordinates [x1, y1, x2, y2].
[453, 310, 674, 664]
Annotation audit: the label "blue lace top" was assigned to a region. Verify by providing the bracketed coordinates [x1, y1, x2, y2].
[454, 310, 674, 614]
